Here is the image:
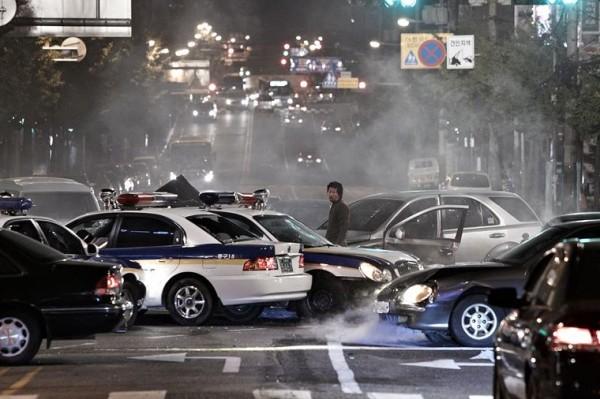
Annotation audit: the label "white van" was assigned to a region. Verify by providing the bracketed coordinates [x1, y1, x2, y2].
[408, 157, 440, 189]
[0, 177, 100, 222]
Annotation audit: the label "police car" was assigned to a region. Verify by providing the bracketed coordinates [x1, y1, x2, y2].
[66, 192, 311, 325]
[203, 190, 426, 318]
[0, 194, 146, 328]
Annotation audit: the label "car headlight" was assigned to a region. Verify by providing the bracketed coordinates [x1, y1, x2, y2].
[398, 284, 433, 305]
[192, 110, 199, 117]
[297, 157, 304, 162]
[315, 158, 322, 163]
[359, 262, 392, 283]
[226, 99, 232, 105]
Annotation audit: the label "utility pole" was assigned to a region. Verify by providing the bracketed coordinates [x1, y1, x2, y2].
[487, 0, 502, 189]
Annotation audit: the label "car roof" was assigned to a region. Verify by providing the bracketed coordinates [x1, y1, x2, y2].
[0, 177, 92, 192]
[0, 214, 58, 225]
[547, 212, 600, 225]
[355, 190, 520, 202]
[209, 207, 288, 217]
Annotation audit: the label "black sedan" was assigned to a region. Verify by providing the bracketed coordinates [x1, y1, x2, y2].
[375, 216, 600, 347]
[493, 240, 600, 399]
[0, 229, 127, 365]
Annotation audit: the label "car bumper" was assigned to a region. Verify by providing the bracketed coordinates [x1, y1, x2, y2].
[374, 300, 452, 331]
[214, 273, 313, 306]
[42, 304, 125, 338]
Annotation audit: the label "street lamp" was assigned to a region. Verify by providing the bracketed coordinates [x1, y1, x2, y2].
[147, 39, 156, 47]
[397, 17, 410, 27]
[175, 48, 189, 57]
[369, 40, 382, 49]
[158, 48, 170, 54]
[187, 41, 196, 48]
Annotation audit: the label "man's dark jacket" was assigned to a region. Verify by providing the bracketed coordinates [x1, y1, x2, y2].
[326, 200, 350, 245]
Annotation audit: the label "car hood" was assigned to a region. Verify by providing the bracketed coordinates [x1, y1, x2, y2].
[307, 245, 417, 263]
[303, 245, 421, 273]
[231, 239, 302, 255]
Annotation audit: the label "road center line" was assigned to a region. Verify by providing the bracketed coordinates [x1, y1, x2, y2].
[327, 341, 362, 394]
[368, 394, 423, 399]
[108, 391, 167, 399]
[49, 342, 95, 350]
[1, 367, 41, 395]
[146, 335, 187, 340]
[253, 389, 312, 399]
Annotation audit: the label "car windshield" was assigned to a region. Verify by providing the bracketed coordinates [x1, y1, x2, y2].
[25, 192, 99, 222]
[451, 173, 489, 187]
[254, 215, 331, 248]
[495, 226, 566, 264]
[0, 229, 65, 264]
[186, 214, 258, 243]
[348, 198, 405, 232]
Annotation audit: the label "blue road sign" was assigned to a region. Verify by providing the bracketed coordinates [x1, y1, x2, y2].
[418, 39, 446, 67]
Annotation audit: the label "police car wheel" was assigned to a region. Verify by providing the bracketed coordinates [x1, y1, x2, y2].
[297, 275, 347, 319]
[121, 282, 139, 329]
[166, 278, 214, 326]
[221, 305, 264, 324]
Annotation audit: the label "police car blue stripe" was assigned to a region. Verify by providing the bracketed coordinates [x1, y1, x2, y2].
[303, 251, 392, 269]
[101, 243, 277, 261]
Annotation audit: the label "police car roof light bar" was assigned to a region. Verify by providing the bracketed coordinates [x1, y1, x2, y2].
[117, 192, 178, 209]
[199, 189, 269, 210]
[0, 195, 33, 215]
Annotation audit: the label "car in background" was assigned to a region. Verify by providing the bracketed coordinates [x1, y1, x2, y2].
[443, 171, 492, 191]
[165, 137, 215, 184]
[191, 100, 218, 121]
[493, 239, 600, 399]
[296, 148, 325, 169]
[408, 157, 439, 190]
[374, 215, 600, 346]
[0, 229, 126, 365]
[217, 89, 249, 109]
[254, 93, 275, 111]
[322, 190, 542, 264]
[284, 110, 307, 127]
[0, 176, 100, 223]
[320, 117, 346, 136]
[67, 192, 311, 325]
[204, 191, 431, 318]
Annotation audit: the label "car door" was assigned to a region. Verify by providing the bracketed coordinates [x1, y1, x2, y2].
[100, 214, 183, 307]
[36, 220, 86, 256]
[383, 205, 467, 265]
[441, 196, 503, 262]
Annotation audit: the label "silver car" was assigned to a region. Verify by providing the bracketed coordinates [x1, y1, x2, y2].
[319, 190, 542, 265]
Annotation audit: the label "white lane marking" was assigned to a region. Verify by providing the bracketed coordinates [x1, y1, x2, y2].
[108, 391, 166, 399]
[227, 328, 266, 332]
[89, 345, 489, 353]
[130, 353, 240, 373]
[242, 108, 255, 176]
[368, 394, 423, 399]
[253, 389, 312, 399]
[49, 342, 95, 350]
[470, 349, 494, 362]
[469, 396, 492, 399]
[1, 368, 41, 396]
[327, 341, 361, 394]
[186, 356, 241, 373]
[0, 396, 38, 399]
[401, 359, 494, 370]
[146, 335, 187, 340]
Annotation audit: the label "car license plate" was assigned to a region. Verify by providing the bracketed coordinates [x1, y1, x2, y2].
[278, 257, 293, 273]
[373, 301, 390, 314]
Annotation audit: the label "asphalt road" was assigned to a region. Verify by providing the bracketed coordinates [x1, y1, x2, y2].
[0, 310, 494, 399]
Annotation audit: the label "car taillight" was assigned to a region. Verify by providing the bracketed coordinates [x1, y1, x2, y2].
[551, 326, 600, 351]
[243, 257, 277, 271]
[299, 254, 304, 268]
[95, 272, 122, 296]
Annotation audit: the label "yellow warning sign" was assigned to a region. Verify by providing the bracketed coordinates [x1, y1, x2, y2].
[337, 77, 359, 89]
[401, 33, 452, 70]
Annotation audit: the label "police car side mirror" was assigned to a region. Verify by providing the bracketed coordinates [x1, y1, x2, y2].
[85, 243, 99, 257]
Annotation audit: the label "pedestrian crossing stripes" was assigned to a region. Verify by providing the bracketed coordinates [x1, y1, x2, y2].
[0, 391, 492, 399]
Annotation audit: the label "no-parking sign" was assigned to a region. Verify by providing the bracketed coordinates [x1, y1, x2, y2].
[401, 33, 452, 69]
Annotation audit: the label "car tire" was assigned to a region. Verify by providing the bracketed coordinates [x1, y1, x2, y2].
[424, 331, 455, 346]
[221, 305, 264, 324]
[0, 310, 42, 365]
[121, 281, 139, 329]
[450, 295, 504, 347]
[297, 274, 347, 319]
[166, 278, 214, 326]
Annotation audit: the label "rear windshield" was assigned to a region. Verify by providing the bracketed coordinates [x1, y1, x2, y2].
[451, 174, 490, 188]
[347, 198, 405, 232]
[490, 196, 538, 222]
[186, 214, 258, 243]
[0, 229, 65, 264]
[25, 192, 99, 222]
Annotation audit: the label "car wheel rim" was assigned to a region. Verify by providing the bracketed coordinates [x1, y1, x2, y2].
[122, 290, 135, 322]
[174, 286, 205, 319]
[311, 290, 334, 312]
[0, 317, 30, 358]
[460, 303, 497, 341]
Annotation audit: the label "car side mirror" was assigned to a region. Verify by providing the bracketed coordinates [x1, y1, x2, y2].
[76, 229, 93, 244]
[488, 287, 522, 309]
[85, 243, 99, 257]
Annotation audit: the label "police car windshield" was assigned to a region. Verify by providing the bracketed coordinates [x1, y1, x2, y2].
[186, 214, 258, 243]
[25, 192, 99, 222]
[254, 215, 331, 248]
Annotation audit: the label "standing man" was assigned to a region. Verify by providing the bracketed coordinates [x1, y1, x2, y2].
[326, 181, 350, 245]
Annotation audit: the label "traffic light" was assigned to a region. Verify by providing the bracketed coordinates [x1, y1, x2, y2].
[383, 0, 416, 7]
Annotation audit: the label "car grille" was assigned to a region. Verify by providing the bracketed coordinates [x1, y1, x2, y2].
[393, 261, 421, 277]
